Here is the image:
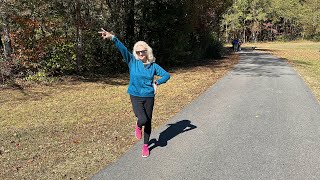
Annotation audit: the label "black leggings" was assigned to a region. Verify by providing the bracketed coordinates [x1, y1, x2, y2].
[130, 95, 154, 144]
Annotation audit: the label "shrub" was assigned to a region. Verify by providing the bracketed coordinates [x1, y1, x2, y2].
[0, 56, 15, 85]
[311, 34, 320, 42]
[42, 43, 77, 75]
[204, 32, 225, 59]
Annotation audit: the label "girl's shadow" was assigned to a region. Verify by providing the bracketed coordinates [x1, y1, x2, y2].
[148, 120, 197, 151]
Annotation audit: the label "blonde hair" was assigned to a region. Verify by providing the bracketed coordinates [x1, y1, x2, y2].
[132, 41, 156, 63]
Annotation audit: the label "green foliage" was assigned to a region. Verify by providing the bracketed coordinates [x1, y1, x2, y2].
[42, 43, 76, 75]
[308, 34, 320, 42]
[25, 71, 47, 82]
[2, 0, 233, 79]
[24, 70, 59, 83]
[84, 30, 128, 74]
[221, 0, 319, 42]
[298, 0, 320, 37]
[204, 32, 225, 59]
[2, 0, 318, 80]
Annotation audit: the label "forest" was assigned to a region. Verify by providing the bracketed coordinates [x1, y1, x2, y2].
[0, 0, 319, 84]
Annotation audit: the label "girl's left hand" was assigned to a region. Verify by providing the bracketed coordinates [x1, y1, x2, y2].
[153, 82, 158, 95]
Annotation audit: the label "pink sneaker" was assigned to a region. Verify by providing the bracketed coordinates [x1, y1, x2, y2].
[142, 144, 149, 157]
[135, 123, 142, 140]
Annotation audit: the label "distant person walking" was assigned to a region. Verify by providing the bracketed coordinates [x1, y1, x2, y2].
[98, 28, 170, 157]
[232, 38, 239, 52]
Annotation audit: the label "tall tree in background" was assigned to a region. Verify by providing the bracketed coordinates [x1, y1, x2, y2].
[222, 0, 269, 42]
[270, 0, 301, 39]
[249, 0, 269, 42]
[298, 0, 320, 38]
[221, 0, 319, 42]
[1, 0, 14, 60]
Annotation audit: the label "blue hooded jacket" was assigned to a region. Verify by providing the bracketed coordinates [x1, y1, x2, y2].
[112, 36, 170, 97]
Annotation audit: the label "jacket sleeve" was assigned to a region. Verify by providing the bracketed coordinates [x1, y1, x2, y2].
[112, 36, 133, 64]
[154, 63, 170, 85]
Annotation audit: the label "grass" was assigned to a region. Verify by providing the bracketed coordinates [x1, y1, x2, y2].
[0, 52, 239, 179]
[243, 41, 320, 102]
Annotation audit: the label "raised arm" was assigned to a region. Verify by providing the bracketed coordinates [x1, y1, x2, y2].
[98, 28, 133, 64]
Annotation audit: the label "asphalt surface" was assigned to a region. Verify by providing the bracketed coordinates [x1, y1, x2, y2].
[91, 50, 320, 180]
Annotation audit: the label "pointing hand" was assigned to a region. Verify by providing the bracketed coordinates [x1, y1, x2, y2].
[98, 28, 114, 40]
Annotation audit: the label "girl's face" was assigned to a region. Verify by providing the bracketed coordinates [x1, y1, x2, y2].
[136, 45, 148, 61]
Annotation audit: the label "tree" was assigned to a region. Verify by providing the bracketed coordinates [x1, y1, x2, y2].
[221, 0, 319, 42]
[0, 0, 15, 60]
[1, 0, 233, 83]
[298, 0, 320, 38]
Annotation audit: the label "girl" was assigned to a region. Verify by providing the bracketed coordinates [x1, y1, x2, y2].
[99, 28, 170, 157]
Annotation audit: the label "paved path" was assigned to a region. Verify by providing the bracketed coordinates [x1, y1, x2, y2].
[91, 50, 320, 180]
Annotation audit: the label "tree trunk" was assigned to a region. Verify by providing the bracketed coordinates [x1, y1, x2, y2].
[125, 0, 135, 47]
[252, 32, 255, 42]
[106, 0, 119, 34]
[2, 14, 12, 60]
[0, 34, 3, 50]
[243, 20, 246, 43]
[225, 22, 228, 42]
[75, 0, 83, 73]
[31, 4, 36, 49]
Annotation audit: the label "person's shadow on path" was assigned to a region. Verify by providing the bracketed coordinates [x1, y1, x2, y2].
[148, 120, 197, 151]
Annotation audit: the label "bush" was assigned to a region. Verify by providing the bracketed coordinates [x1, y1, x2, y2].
[0, 56, 15, 85]
[204, 32, 225, 59]
[24, 71, 47, 82]
[42, 43, 77, 75]
[24, 71, 59, 84]
[311, 34, 320, 41]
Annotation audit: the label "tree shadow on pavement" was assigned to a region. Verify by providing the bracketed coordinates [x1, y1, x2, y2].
[148, 120, 197, 151]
